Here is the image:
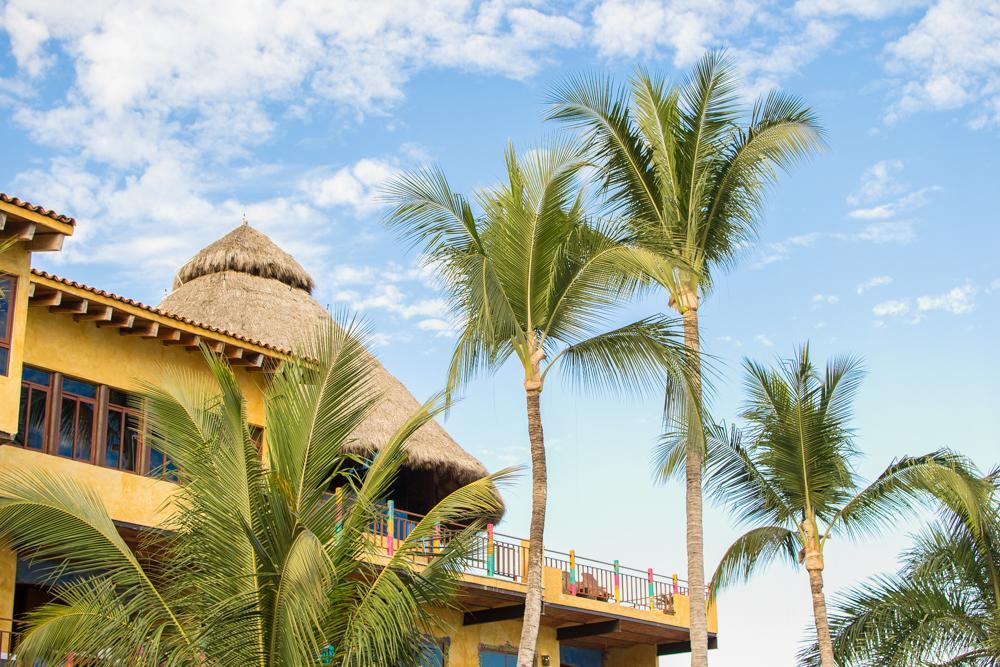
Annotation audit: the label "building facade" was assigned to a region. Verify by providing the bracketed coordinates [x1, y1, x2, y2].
[0, 194, 717, 666]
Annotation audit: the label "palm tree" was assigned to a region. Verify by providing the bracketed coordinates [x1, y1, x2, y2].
[0, 320, 511, 666]
[548, 51, 824, 665]
[670, 346, 980, 667]
[806, 467, 1000, 666]
[384, 141, 695, 666]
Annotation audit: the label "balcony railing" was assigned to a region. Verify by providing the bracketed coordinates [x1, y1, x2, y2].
[370, 503, 688, 615]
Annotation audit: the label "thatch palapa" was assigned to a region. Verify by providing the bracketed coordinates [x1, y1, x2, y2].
[159, 223, 490, 512]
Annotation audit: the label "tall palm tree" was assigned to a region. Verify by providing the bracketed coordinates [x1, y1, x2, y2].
[384, 141, 694, 666]
[0, 321, 511, 666]
[807, 467, 999, 666]
[548, 51, 824, 665]
[671, 346, 980, 667]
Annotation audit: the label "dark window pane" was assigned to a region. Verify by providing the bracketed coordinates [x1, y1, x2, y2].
[123, 413, 140, 473]
[0, 347, 7, 376]
[0, 276, 11, 337]
[109, 389, 130, 407]
[14, 385, 28, 446]
[27, 389, 46, 450]
[148, 447, 165, 478]
[59, 398, 76, 457]
[105, 410, 122, 469]
[22, 368, 50, 386]
[76, 402, 93, 461]
[62, 378, 97, 399]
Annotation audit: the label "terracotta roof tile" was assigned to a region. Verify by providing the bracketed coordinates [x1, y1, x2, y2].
[30, 269, 292, 356]
[0, 193, 77, 227]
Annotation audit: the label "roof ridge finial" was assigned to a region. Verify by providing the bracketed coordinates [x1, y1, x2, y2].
[241, 212, 249, 226]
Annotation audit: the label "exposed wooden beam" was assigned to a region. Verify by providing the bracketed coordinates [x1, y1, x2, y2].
[98, 313, 135, 329]
[0, 212, 6, 229]
[30, 291, 62, 307]
[225, 346, 244, 362]
[163, 332, 197, 346]
[27, 283, 35, 298]
[463, 605, 527, 626]
[556, 620, 620, 642]
[180, 335, 203, 350]
[51, 298, 88, 314]
[158, 328, 182, 343]
[121, 321, 159, 338]
[204, 341, 225, 354]
[243, 352, 264, 368]
[17, 223, 36, 241]
[657, 636, 718, 657]
[26, 234, 64, 252]
[76, 305, 113, 322]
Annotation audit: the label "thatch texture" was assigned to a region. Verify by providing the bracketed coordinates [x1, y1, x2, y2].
[172, 224, 315, 293]
[159, 227, 490, 496]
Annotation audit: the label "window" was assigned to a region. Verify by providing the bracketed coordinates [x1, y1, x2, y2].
[57, 377, 98, 462]
[104, 389, 141, 473]
[14, 367, 50, 450]
[0, 274, 15, 376]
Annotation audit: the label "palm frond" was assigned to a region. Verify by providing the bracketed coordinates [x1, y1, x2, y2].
[709, 525, 798, 600]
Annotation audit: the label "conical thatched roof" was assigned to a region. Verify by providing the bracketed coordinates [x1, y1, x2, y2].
[159, 223, 490, 499]
[172, 223, 315, 293]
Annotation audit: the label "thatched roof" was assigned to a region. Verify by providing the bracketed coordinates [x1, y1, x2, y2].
[159, 224, 490, 493]
[173, 223, 315, 293]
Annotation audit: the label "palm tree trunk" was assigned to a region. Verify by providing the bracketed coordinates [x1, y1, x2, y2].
[681, 302, 709, 667]
[516, 386, 547, 667]
[807, 565, 837, 667]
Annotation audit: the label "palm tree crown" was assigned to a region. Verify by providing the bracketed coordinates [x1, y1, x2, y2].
[0, 322, 509, 666]
[814, 467, 1000, 666]
[547, 50, 824, 301]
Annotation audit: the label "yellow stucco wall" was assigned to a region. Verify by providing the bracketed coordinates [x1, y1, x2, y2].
[0, 548, 14, 655]
[0, 246, 31, 435]
[433, 607, 560, 666]
[22, 305, 266, 425]
[605, 643, 657, 666]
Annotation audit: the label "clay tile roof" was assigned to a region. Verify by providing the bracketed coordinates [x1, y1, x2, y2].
[30, 269, 291, 356]
[0, 193, 77, 226]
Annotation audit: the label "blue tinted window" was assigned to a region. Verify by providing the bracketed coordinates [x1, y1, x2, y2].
[0, 276, 12, 336]
[0, 346, 7, 376]
[22, 367, 50, 386]
[62, 378, 97, 398]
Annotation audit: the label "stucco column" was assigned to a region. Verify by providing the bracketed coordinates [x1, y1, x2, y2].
[0, 547, 16, 655]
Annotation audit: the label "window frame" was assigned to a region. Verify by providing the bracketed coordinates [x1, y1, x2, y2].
[0, 273, 16, 377]
[14, 367, 51, 451]
[102, 389, 143, 474]
[54, 376, 99, 463]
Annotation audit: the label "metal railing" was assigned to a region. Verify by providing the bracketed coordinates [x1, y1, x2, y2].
[368, 503, 688, 614]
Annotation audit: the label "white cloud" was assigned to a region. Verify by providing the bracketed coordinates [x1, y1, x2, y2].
[848, 160, 906, 206]
[300, 158, 398, 215]
[883, 0, 1000, 127]
[916, 284, 976, 314]
[716, 335, 744, 348]
[334, 284, 449, 320]
[873, 299, 910, 316]
[812, 294, 840, 305]
[754, 334, 774, 347]
[857, 275, 893, 294]
[856, 221, 916, 244]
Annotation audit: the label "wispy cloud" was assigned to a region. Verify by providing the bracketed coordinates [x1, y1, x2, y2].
[857, 275, 894, 294]
[872, 283, 978, 322]
[754, 334, 775, 347]
[873, 299, 910, 317]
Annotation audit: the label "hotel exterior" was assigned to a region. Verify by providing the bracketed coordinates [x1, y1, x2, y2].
[0, 194, 717, 666]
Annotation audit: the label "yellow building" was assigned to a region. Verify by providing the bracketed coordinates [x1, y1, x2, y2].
[0, 193, 717, 666]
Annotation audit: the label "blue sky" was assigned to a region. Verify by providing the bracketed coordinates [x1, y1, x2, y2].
[2, 1, 998, 664]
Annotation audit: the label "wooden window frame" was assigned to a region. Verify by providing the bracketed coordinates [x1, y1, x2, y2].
[102, 389, 143, 474]
[14, 368, 51, 451]
[53, 376, 99, 463]
[0, 273, 16, 377]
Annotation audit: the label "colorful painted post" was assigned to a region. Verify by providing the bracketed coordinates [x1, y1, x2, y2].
[648, 568, 655, 611]
[672, 573, 679, 595]
[387, 500, 395, 556]
[613, 560, 621, 604]
[486, 523, 495, 576]
[433, 523, 442, 554]
[569, 550, 578, 596]
[334, 486, 344, 536]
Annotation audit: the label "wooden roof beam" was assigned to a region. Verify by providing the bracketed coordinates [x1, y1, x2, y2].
[158, 328, 182, 343]
[556, 620, 620, 642]
[26, 234, 64, 252]
[76, 305, 113, 322]
[30, 290, 62, 307]
[51, 298, 88, 314]
[98, 313, 135, 329]
[121, 321, 159, 338]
